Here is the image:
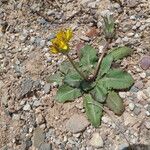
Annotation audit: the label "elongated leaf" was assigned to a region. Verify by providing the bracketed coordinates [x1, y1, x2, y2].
[108, 46, 133, 61]
[84, 94, 103, 127]
[99, 55, 113, 76]
[106, 91, 124, 115]
[80, 45, 98, 71]
[56, 84, 82, 103]
[64, 71, 82, 88]
[47, 73, 63, 86]
[59, 61, 72, 74]
[100, 69, 134, 90]
[90, 83, 108, 102]
[59, 61, 79, 74]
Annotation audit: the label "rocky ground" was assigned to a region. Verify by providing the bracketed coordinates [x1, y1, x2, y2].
[0, 0, 150, 150]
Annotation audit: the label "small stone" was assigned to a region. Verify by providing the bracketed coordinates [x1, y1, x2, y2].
[133, 106, 141, 115]
[30, 36, 35, 44]
[139, 72, 146, 78]
[36, 114, 44, 125]
[127, 0, 139, 7]
[33, 100, 41, 107]
[119, 92, 126, 99]
[140, 56, 150, 70]
[33, 127, 45, 148]
[12, 114, 20, 120]
[20, 78, 33, 98]
[102, 116, 111, 124]
[47, 10, 55, 16]
[98, 45, 104, 54]
[89, 133, 103, 148]
[134, 81, 143, 89]
[43, 83, 51, 94]
[127, 32, 134, 37]
[122, 36, 129, 42]
[0, 54, 3, 59]
[65, 114, 89, 133]
[40, 40, 46, 48]
[39, 143, 52, 150]
[80, 35, 90, 42]
[23, 103, 31, 111]
[118, 143, 129, 150]
[144, 120, 150, 129]
[129, 103, 135, 111]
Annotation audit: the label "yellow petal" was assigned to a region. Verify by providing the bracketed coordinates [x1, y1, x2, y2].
[65, 29, 73, 41]
[50, 46, 59, 54]
[56, 30, 65, 40]
[59, 41, 69, 51]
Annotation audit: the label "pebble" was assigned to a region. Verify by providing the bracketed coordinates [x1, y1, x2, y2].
[43, 83, 51, 94]
[40, 40, 46, 48]
[134, 81, 143, 89]
[12, 114, 20, 120]
[139, 72, 146, 78]
[144, 120, 150, 129]
[140, 56, 150, 70]
[65, 114, 89, 133]
[89, 133, 103, 148]
[129, 103, 135, 111]
[80, 35, 90, 42]
[122, 36, 129, 42]
[36, 114, 44, 125]
[33, 100, 42, 107]
[23, 103, 31, 111]
[0, 54, 3, 59]
[119, 92, 126, 99]
[101, 116, 111, 124]
[133, 106, 141, 115]
[118, 143, 129, 150]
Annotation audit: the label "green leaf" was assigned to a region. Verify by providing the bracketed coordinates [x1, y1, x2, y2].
[99, 55, 113, 76]
[100, 69, 134, 90]
[56, 84, 82, 103]
[80, 45, 98, 72]
[108, 46, 133, 61]
[90, 83, 108, 103]
[59, 61, 72, 74]
[59, 61, 79, 74]
[64, 71, 82, 88]
[106, 91, 124, 115]
[47, 73, 63, 86]
[80, 80, 96, 92]
[84, 94, 103, 127]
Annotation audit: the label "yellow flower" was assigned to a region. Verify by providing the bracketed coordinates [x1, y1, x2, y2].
[50, 29, 73, 54]
[56, 28, 73, 42]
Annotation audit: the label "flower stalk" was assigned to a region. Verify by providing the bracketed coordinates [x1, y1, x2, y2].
[66, 54, 87, 80]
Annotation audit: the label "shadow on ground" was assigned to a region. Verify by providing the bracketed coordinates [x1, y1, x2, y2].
[122, 144, 150, 150]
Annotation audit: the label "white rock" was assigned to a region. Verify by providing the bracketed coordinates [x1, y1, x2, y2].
[145, 120, 150, 129]
[139, 72, 146, 78]
[23, 103, 31, 111]
[119, 92, 126, 99]
[89, 133, 103, 148]
[129, 103, 135, 111]
[102, 116, 111, 124]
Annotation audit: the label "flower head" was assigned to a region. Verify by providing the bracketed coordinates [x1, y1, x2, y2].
[50, 28, 73, 54]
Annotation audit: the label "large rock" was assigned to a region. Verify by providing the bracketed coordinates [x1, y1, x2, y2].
[65, 114, 89, 133]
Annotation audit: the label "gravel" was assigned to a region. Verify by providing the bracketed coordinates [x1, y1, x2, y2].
[0, 0, 150, 149]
